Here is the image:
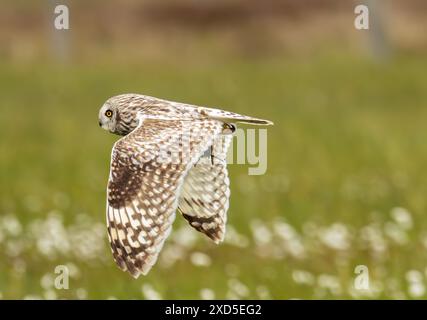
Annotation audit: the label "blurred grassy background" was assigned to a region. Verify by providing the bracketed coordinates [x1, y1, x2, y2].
[1, 0, 427, 299]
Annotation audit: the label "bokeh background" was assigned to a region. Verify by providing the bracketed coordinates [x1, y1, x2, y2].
[1, 0, 427, 299]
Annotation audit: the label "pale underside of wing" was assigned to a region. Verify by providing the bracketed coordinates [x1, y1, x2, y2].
[106, 118, 223, 278]
[178, 134, 232, 243]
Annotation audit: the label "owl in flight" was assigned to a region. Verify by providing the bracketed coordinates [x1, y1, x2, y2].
[98, 94, 273, 278]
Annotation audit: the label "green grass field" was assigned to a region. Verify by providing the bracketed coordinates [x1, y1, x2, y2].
[1, 53, 427, 299]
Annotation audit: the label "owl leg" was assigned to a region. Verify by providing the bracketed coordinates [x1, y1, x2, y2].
[222, 123, 236, 135]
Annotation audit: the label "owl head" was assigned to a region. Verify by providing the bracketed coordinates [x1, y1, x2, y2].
[98, 94, 142, 136]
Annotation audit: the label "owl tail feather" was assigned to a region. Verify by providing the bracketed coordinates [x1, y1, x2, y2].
[209, 115, 274, 126]
[201, 107, 273, 126]
[232, 118, 274, 126]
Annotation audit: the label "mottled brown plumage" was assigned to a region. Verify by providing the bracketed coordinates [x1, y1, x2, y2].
[99, 93, 272, 278]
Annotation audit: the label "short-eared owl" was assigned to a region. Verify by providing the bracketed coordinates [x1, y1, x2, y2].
[99, 94, 273, 278]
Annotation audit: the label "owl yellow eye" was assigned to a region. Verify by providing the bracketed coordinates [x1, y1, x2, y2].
[105, 110, 113, 118]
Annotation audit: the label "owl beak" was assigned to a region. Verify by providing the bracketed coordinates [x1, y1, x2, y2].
[99, 121, 102, 127]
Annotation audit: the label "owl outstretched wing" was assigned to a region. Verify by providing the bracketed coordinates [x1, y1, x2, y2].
[178, 134, 232, 243]
[106, 117, 223, 278]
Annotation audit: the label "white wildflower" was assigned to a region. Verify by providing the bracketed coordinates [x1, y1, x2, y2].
[292, 270, 315, 285]
[250, 219, 272, 246]
[390, 207, 413, 230]
[76, 288, 88, 300]
[200, 288, 215, 300]
[190, 252, 212, 267]
[142, 284, 162, 300]
[319, 223, 350, 251]
[228, 278, 250, 298]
